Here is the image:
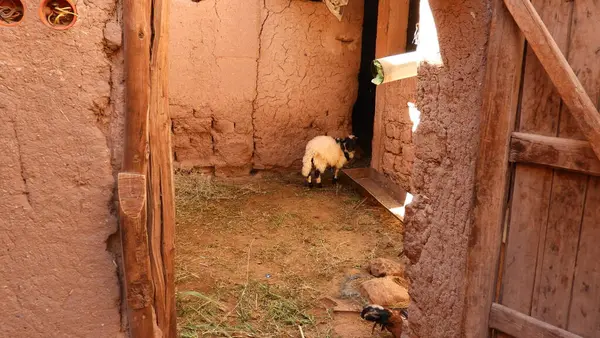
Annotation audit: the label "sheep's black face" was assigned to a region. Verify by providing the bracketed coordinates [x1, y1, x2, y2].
[342, 135, 357, 159]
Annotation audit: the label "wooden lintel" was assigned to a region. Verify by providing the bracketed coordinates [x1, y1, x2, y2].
[118, 173, 156, 338]
[489, 303, 583, 338]
[510, 132, 600, 176]
[503, 0, 600, 160]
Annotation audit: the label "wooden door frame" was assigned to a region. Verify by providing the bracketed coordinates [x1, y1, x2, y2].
[119, 0, 177, 336]
[464, 0, 600, 337]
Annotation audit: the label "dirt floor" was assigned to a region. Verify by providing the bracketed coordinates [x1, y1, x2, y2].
[174, 170, 405, 337]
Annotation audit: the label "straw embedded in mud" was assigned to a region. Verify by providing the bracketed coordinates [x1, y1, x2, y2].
[0, 0, 25, 26]
[39, 0, 78, 29]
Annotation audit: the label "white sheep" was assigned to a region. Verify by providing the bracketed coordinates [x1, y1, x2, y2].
[301, 135, 357, 187]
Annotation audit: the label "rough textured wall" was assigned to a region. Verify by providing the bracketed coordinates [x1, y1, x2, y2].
[380, 77, 417, 192]
[253, 0, 363, 168]
[0, 0, 124, 336]
[403, 0, 492, 337]
[169, 0, 363, 174]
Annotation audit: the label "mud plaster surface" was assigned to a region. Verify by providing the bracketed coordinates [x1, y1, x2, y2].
[404, 1, 492, 337]
[379, 77, 417, 192]
[0, 0, 123, 336]
[169, 0, 363, 175]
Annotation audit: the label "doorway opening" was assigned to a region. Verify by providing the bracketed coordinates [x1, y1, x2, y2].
[350, 0, 378, 166]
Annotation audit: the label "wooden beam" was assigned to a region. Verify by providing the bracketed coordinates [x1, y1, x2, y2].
[147, 0, 176, 335]
[510, 132, 600, 176]
[122, 0, 155, 336]
[489, 303, 583, 338]
[118, 173, 156, 338]
[463, 0, 525, 336]
[122, 0, 151, 174]
[503, 0, 600, 161]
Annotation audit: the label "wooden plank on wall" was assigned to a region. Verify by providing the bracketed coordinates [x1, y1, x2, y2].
[499, 1, 572, 331]
[147, 0, 176, 335]
[565, 1, 600, 336]
[503, 0, 600, 160]
[371, 0, 410, 171]
[462, 0, 525, 336]
[509, 132, 600, 177]
[490, 303, 583, 338]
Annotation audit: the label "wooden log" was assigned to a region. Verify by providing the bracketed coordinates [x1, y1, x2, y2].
[509, 132, 600, 176]
[463, 0, 525, 336]
[147, 0, 176, 335]
[503, 0, 600, 160]
[489, 303, 583, 338]
[122, 0, 154, 336]
[123, 0, 151, 173]
[118, 173, 155, 338]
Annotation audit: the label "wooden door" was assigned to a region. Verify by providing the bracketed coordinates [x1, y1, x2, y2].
[464, 0, 600, 337]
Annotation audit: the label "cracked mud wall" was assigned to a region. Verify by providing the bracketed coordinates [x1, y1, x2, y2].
[169, 0, 364, 174]
[403, 0, 492, 337]
[0, 0, 124, 336]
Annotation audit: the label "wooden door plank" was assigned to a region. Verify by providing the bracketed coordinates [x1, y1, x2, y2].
[568, 178, 600, 337]
[533, 171, 587, 328]
[490, 303, 583, 338]
[565, 2, 600, 335]
[532, 0, 600, 329]
[463, 0, 525, 336]
[509, 132, 600, 176]
[503, 0, 600, 160]
[499, 0, 571, 325]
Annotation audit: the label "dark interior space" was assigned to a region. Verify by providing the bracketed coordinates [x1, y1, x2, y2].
[406, 0, 420, 52]
[350, 0, 379, 161]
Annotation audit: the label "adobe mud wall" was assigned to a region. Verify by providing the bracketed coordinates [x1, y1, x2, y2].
[379, 77, 416, 192]
[0, 0, 124, 336]
[169, 0, 364, 175]
[404, 0, 492, 337]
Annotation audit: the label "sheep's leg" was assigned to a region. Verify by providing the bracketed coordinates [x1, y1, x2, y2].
[306, 167, 314, 188]
[314, 169, 323, 188]
[333, 167, 340, 185]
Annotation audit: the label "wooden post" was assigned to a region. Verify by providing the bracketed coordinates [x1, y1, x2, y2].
[462, 0, 525, 336]
[122, 0, 151, 174]
[503, 0, 600, 161]
[147, 0, 177, 335]
[118, 173, 155, 337]
[121, 0, 157, 336]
